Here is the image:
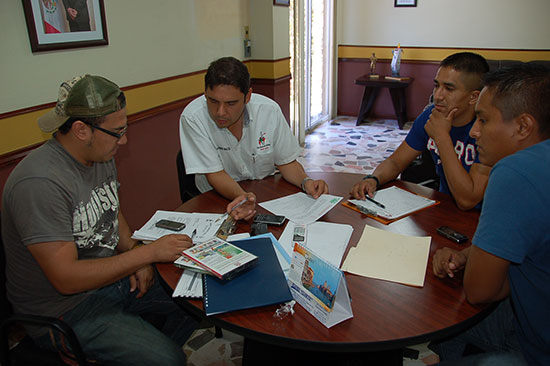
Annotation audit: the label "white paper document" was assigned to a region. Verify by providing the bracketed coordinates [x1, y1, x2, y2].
[342, 224, 431, 287]
[132, 210, 223, 242]
[173, 269, 203, 298]
[279, 221, 353, 268]
[349, 186, 436, 220]
[259, 193, 343, 225]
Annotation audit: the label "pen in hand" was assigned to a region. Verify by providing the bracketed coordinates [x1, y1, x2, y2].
[365, 195, 385, 209]
[217, 196, 249, 222]
[191, 228, 197, 242]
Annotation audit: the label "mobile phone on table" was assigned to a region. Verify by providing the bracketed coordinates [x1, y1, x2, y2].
[155, 219, 186, 232]
[253, 213, 286, 226]
[436, 226, 468, 244]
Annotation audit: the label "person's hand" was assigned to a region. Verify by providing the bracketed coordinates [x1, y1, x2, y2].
[129, 264, 155, 298]
[227, 192, 256, 221]
[350, 178, 377, 200]
[425, 108, 456, 142]
[67, 7, 78, 20]
[433, 247, 468, 278]
[304, 179, 329, 199]
[151, 234, 193, 262]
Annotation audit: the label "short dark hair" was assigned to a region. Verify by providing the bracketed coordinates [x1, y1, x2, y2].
[482, 63, 550, 138]
[57, 92, 127, 134]
[205, 57, 250, 95]
[440, 52, 490, 91]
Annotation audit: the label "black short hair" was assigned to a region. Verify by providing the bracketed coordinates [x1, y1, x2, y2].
[57, 92, 127, 134]
[204, 57, 250, 95]
[440, 52, 490, 91]
[483, 63, 550, 138]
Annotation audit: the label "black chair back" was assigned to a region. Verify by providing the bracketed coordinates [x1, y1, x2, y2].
[176, 150, 201, 204]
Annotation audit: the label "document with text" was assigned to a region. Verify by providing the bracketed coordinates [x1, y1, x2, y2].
[259, 193, 343, 225]
[349, 186, 437, 221]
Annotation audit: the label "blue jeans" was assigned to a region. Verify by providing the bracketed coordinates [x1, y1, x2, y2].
[34, 273, 197, 366]
[430, 299, 527, 366]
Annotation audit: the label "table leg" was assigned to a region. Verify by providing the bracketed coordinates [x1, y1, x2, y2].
[389, 87, 408, 129]
[242, 338, 404, 365]
[356, 86, 379, 126]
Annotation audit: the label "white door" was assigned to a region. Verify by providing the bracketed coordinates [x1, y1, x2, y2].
[290, 0, 336, 144]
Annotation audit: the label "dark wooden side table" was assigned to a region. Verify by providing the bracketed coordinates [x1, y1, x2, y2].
[355, 75, 414, 129]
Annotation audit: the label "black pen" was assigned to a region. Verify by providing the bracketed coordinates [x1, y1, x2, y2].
[365, 195, 385, 209]
[191, 228, 197, 241]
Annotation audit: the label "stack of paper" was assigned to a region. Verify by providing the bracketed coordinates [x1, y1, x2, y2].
[278, 221, 353, 268]
[173, 270, 203, 298]
[348, 186, 437, 221]
[259, 193, 343, 225]
[342, 224, 431, 287]
[132, 210, 223, 242]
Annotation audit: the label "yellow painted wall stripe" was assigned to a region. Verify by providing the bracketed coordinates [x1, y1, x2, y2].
[338, 45, 550, 62]
[0, 59, 292, 156]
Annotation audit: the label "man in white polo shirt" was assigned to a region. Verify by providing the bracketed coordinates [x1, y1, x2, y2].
[179, 57, 328, 219]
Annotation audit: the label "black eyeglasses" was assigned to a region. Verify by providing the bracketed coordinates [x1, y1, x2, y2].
[84, 122, 128, 139]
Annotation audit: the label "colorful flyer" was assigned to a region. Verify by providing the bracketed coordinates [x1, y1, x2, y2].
[288, 244, 353, 328]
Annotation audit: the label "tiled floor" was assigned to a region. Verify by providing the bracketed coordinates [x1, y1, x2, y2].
[182, 117, 440, 365]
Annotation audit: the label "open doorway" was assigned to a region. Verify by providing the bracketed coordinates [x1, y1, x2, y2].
[290, 0, 335, 144]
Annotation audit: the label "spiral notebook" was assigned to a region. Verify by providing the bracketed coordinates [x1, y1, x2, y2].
[203, 237, 292, 316]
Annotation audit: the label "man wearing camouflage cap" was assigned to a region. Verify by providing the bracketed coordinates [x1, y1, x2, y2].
[2, 75, 196, 365]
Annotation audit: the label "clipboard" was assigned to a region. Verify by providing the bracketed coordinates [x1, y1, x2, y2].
[343, 186, 439, 224]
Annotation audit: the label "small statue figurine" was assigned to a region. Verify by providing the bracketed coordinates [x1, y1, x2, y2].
[369, 53, 379, 78]
[369, 53, 377, 74]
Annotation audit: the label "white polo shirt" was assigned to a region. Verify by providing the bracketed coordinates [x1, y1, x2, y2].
[179, 93, 301, 193]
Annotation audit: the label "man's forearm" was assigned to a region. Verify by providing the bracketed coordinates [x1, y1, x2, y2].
[117, 210, 137, 253]
[277, 160, 307, 188]
[436, 137, 484, 209]
[28, 241, 158, 295]
[372, 158, 403, 186]
[206, 170, 247, 200]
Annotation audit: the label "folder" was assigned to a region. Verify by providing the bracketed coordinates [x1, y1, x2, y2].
[203, 237, 293, 316]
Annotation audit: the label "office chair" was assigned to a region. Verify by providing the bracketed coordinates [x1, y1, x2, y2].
[0, 211, 90, 366]
[401, 149, 440, 190]
[176, 149, 201, 204]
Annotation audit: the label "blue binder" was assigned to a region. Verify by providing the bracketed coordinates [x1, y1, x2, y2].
[203, 237, 292, 316]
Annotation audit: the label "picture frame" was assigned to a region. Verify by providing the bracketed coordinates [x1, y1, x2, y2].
[394, 0, 417, 7]
[273, 0, 290, 6]
[22, 0, 108, 52]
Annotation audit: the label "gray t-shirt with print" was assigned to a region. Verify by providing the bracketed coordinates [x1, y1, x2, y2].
[2, 138, 120, 336]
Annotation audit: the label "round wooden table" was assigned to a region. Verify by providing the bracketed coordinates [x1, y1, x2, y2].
[157, 173, 491, 361]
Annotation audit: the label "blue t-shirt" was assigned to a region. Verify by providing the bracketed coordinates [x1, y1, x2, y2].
[405, 105, 479, 196]
[473, 140, 550, 365]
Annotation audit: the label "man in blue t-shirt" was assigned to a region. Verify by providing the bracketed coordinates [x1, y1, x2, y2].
[350, 52, 491, 210]
[432, 64, 550, 365]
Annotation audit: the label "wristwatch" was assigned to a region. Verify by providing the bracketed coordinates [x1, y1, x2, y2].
[301, 177, 313, 192]
[362, 174, 380, 189]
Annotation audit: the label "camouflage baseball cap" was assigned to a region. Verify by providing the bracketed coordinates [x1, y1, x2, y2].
[38, 75, 123, 132]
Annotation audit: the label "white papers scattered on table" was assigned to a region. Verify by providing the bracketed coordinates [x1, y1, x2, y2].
[279, 221, 353, 268]
[342, 224, 431, 287]
[173, 270, 203, 298]
[132, 210, 223, 242]
[259, 193, 343, 225]
[349, 186, 436, 220]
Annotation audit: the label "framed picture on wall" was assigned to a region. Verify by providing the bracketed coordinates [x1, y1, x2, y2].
[22, 0, 108, 52]
[273, 0, 290, 6]
[394, 0, 417, 7]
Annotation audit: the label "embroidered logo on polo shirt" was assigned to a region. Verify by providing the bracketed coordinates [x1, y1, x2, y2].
[257, 132, 271, 152]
